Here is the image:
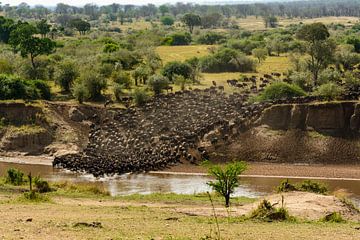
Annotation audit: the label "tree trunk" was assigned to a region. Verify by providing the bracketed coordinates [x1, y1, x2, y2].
[225, 194, 230, 208]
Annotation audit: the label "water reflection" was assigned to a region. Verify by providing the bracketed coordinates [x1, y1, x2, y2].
[0, 162, 359, 205]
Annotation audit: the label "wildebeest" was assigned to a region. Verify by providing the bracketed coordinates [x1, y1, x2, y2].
[212, 81, 217, 87]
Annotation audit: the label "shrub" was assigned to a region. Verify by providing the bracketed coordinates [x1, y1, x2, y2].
[111, 71, 132, 89]
[257, 82, 307, 101]
[55, 60, 79, 92]
[72, 81, 89, 104]
[0, 58, 14, 74]
[318, 68, 342, 85]
[34, 176, 52, 193]
[321, 212, 345, 223]
[344, 71, 360, 89]
[148, 74, 169, 95]
[31, 80, 51, 100]
[313, 83, 344, 101]
[289, 71, 312, 91]
[78, 70, 107, 100]
[197, 32, 226, 45]
[113, 83, 123, 102]
[6, 168, 25, 186]
[297, 180, 328, 194]
[160, 16, 174, 26]
[165, 32, 192, 46]
[162, 61, 193, 82]
[174, 74, 191, 90]
[22, 191, 50, 202]
[103, 43, 119, 53]
[132, 88, 149, 106]
[250, 199, 291, 221]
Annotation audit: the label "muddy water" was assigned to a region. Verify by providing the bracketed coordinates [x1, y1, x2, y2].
[0, 162, 359, 205]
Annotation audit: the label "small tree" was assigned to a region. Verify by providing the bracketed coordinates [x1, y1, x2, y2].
[181, 13, 201, 33]
[55, 60, 79, 92]
[160, 16, 174, 26]
[252, 48, 268, 63]
[207, 161, 247, 208]
[72, 81, 88, 104]
[36, 19, 51, 38]
[70, 19, 90, 35]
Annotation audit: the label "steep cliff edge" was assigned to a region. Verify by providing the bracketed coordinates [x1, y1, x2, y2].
[213, 101, 360, 164]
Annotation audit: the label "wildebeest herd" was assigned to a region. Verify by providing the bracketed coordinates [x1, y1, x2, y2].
[54, 72, 360, 177]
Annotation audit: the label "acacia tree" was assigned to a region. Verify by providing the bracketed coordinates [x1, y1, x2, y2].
[296, 23, 336, 84]
[181, 13, 201, 33]
[70, 19, 90, 35]
[207, 161, 247, 208]
[9, 22, 56, 70]
[252, 48, 268, 63]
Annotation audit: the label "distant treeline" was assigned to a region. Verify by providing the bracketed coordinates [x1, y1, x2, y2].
[2, 0, 360, 20]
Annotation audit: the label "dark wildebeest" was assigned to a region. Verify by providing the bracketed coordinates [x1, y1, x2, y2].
[212, 81, 217, 87]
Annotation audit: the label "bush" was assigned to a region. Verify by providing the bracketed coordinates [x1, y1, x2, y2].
[162, 61, 193, 82]
[250, 200, 291, 221]
[111, 71, 132, 89]
[297, 180, 328, 194]
[0, 58, 14, 74]
[148, 74, 169, 95]
[165, 32, 192, 46]
[321, 212, 345, 223]
[55, 60, 79, 92]
[200, 48, 256, 73]
[313, 83, 344, 101]
[289, 71, 312, 91]
[318, 68, 342, 85]
[72, 81, 89, 104]
[103, 43, 120, 53]
[0, 74, 51, 100]
[6, 168, 25, 186]
[160, 16, 174, 26]
[34, 176, 52, 193]
[257, 82, 307, 101]
[78, 70, 107, 100]
[22, 191, 50, 202]
[197, 32, 226, 45]
[113, 83, 123, 102]
[132, 88, 149, 106]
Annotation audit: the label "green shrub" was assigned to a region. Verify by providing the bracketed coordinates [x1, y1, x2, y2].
[78, 70, 107, 100]
[160, 16, 174, 26]
[257, 82, 307, 101]
[31, 80, 51, 100]
[0, 58, 14, 74]
[111, 71, 132, 89]
[22, 191, 50, 202]
[289, 71, 312, 90]
[165, 32, 192, 46]
[297, 180, 328, 194]
[55, 60, 79, 92]
[113, 83, 123, 102]
[162, 61, 193, 82]
[132, 88, 149, 106]
[72, 81, 89, 104]
[318, 68, 342, 85]
[148, 74, 169, 95]
[250, 200, 291, 221]
[197, 32, 226, 45]
[321, 212, 345, 223]
[5, 168, 25, 186]
[34, 177, 52, 193]
[103, 43, 119, 53]
[313, 83, 344, 101]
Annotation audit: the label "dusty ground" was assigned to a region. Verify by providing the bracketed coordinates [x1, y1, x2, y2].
[0, 191, 359, 240]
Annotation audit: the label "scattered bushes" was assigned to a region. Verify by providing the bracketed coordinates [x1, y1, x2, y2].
[197, 32, 226, 45]
[313, 83, 344, 101]
[5, 168, 25, 186]
[257, 82, 307, 101]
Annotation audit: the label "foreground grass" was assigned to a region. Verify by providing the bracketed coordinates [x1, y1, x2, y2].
[0, 181, 359, 239]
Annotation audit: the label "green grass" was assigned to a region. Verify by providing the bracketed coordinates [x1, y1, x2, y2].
[156, 45, 214, 64]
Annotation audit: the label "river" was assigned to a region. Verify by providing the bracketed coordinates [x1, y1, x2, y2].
[0, 161, 359, 206]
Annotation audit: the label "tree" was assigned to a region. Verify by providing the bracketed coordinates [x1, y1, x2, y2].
[252, 48, 268, 63]
[296, 23, 336, 84]
[55, 60, 79, 92]
[181, 13, 201, 33]
[207, 161, 247, 208]
[9, 23, 56, 70]
[0, 16, 14, 43]
[148, 74, 169, 95]
[77, 69, 107, 100]
[36, 19, 50, 38]
[167, 32, 192, 46]
[263, 15, 278, 28]
[70, 19, 90, 35]
[201, 13, 223, 29]
[160, 16, 174, 26]
[159, 5, 169, 16]
[162, 61, 193, 82]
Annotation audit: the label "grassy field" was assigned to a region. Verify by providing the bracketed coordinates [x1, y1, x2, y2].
[0, 185, 358, 240]
[156, 45, 214, 64]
